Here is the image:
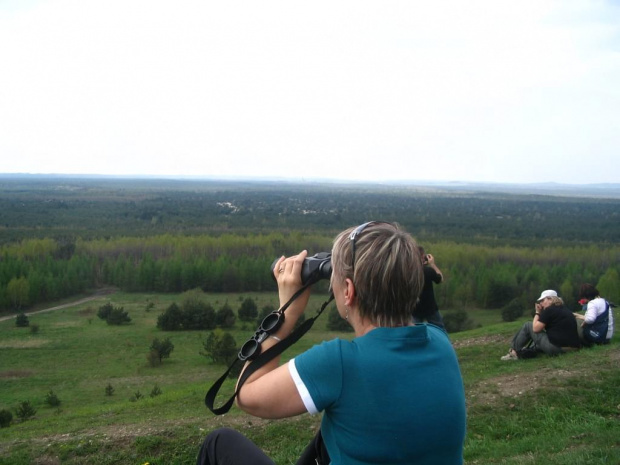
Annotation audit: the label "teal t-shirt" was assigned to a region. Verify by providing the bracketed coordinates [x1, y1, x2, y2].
[291, 324, 466, 464]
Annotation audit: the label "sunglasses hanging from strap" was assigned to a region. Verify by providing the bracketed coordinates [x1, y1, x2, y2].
[205, 283, 334, 415]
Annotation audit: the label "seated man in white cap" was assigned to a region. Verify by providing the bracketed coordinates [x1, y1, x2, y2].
[501, 290, 581, 360]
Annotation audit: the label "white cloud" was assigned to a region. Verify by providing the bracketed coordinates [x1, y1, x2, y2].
[1, 0, 619, 183]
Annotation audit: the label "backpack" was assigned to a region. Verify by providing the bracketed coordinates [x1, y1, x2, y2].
[582, 301, 610, 344]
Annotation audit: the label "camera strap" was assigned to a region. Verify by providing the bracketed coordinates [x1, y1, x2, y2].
[205, 290, 334, 415]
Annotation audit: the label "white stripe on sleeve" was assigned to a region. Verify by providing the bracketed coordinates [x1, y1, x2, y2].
[288, 359, 319, 415]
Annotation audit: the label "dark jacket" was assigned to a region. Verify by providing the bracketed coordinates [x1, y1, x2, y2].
[413, 266, 442, 319]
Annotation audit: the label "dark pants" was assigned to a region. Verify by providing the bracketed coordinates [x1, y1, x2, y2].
[511, 321, 563, 356]
[196, 428, 274, 465]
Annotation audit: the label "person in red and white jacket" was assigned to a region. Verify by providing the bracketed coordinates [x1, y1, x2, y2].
[574, 283, 614, 345]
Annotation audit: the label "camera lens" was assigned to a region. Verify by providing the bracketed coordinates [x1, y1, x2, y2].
[300, 252, 332, 285]
[270, 252, 332, 285]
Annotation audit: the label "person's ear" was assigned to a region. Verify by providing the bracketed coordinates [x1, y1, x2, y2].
[344, 278, 356, 306]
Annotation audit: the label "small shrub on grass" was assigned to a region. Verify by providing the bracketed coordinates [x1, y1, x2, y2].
[130, 391, 144, 402]
[443, 309, 478, 333]
[15, 400, 36, 421]
[201, 329, 237, 364]
[0, 409, 12, 428]
[97, 303, 114, 320]
[157, 302, 184, 330]
[215, 302, 236, 328]
[15, 312, 29, 327]
[147, 349, 160, 367]
[30, 323, 40, 334]
[182, 290, 217, 329]
[201, 330, 241, 378]
[238, 297, 258, 322]
[106, 306, 131, 325]
[150, 384, 162, 398]
[45, 390, 61, 407]
[98, 303, 131, 325]
[501, 298, 525, 322]
[149, 337, 174, 365]
[105, 383, 115, 396]
[157, 297, 219, 330]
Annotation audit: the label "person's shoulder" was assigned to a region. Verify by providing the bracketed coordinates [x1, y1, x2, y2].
[542, 304, 567, 317]
[556, 304, 576, 318]
[312, 337, 346, 350]
[295, 338, 345, 371]
[425, 323, 449, 337]
[304, 337, 345, 357]
[552, 303, 570, 312]
[587, 298, 606, 312]
[427, 325, 454, 347]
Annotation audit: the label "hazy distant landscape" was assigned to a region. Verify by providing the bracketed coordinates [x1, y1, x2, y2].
[1, 174, 619, 245]
[3, 173, 620, 197]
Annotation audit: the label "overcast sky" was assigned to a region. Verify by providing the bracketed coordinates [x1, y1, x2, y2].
[1, 1, 619, 184]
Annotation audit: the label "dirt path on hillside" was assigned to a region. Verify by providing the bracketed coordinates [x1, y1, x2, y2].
[0, 288, 117, 323]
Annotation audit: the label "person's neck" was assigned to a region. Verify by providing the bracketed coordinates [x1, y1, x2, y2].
[354, 319, 378, 337]
[353, 317, 413, 337]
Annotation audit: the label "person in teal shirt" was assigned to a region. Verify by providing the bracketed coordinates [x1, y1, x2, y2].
[292, 324, 465, 464]
[197, 222, 466, 464]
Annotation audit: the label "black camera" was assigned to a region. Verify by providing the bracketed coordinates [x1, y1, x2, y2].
[270, 252, 332, 285]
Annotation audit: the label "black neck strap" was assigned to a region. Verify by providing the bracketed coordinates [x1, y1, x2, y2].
[205, 292, 334, 415]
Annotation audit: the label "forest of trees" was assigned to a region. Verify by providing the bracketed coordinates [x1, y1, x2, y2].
[0, 177, 619, 314]
[1, 233, 618, 314]
[1, 177, 619, 245]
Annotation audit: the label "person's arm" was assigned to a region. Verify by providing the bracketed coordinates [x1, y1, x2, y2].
[236, 362, 307, 418]
[582, 301, 597, 325]
[425, 254, 444, 283]
[235, 251, 310, 419]
[532, 303, 546, 332]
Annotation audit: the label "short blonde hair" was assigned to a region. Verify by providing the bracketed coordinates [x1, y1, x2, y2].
[548, 295, 564, 306]
[331, 222, 423, 327]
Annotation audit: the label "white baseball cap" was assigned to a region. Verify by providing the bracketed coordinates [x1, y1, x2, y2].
[537, 290, 557, 302]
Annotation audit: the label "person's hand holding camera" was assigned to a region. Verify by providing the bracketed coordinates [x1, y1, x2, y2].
[273, 250, 311, 320]
[533, 302, 545, 318]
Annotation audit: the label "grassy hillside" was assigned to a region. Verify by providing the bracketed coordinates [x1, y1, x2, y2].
[0, 292, 618, 464]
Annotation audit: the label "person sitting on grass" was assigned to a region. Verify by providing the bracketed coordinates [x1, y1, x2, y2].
[573, 283, 614, 345]
[501, 290, 581, 361]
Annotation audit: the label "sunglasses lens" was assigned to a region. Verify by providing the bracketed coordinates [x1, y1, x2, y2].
[261, 312, 283, 332]
[239, 339, 260, 361]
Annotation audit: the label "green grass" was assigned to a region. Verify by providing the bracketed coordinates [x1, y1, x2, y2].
[1, 293, 618, 464]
